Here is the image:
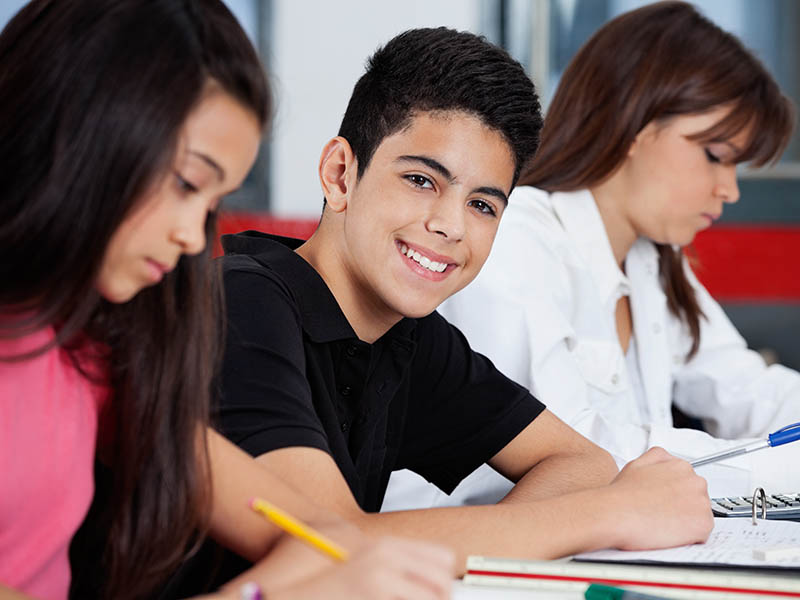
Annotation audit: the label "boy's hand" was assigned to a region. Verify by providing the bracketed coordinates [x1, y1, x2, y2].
[605, 447, 713, 550]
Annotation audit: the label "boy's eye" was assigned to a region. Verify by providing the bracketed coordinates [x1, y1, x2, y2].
[405, 174, 433, 189]
[704, 148, 721, 164]
[469, 199, 496, 217]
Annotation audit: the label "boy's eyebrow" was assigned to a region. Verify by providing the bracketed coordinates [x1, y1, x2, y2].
[473, 186, 509, 205]
[395, 154, 509, 204]
[396, 155, 454, 181]
[189, 150, 225, 181]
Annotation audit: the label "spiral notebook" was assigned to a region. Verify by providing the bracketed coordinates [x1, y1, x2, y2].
[464, 519, 800, 598]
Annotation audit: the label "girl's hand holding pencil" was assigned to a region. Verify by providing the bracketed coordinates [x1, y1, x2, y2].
[230, 496, 455, 600]
[250, 497, 350, 561]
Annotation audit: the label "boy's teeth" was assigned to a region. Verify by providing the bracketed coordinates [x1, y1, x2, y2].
[402, 244, 448, 272]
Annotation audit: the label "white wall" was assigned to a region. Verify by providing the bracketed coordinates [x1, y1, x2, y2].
[268, 0, 483, 217]
[0, 0, 484, 217]
[0, 2, 25, 28]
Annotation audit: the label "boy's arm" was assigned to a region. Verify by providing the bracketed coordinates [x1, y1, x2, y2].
[254, 426, 712, 575]
[488, 409, 618, 502]
[205, 431, 455, 598]
[205, 429, 364, 561]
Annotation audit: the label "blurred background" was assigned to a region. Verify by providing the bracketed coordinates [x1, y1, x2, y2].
[3, 0, 799, 367]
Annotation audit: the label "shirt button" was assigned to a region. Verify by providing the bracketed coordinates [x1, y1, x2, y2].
[339, 385, 351, 396]
[611, 373, 619, 385]
[346, 345, 357, 356]
[646, 264, 655, 275]
[340, 421, 349, 432]
[652, 323, 661, 334]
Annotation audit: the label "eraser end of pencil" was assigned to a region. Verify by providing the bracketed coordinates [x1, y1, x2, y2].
[753, 545, 800, 560]
[249, 497, 258, 509]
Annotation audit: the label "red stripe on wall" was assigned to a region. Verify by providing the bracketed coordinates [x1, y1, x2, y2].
[218, 215, 800, 301]
[692, 226, 800, 301]
[218, 213, 318, 240]
[216, 213, 318, 255]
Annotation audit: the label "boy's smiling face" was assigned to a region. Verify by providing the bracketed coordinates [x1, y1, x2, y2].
[316, 110, 516, 337]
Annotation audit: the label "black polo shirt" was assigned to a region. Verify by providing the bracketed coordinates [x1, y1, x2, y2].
[217, 231, 545, 512]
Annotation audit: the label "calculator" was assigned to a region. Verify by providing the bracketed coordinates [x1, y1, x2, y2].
[711, 492, 800, 520]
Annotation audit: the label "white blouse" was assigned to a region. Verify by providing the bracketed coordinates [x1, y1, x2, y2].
[382, 186, 800, 511]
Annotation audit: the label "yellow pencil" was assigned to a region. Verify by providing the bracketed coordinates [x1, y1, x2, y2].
[249, 497, 350, 562]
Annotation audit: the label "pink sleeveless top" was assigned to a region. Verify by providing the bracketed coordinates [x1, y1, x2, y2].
[0, 327, 108, 599]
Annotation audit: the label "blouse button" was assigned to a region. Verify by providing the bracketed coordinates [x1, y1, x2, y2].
[611, 373, 619, 385]
[346, 345, 357, 356]
[652, 323, 661, 334]
[340, 385, 352, 396]
[341, 421, 349, 432]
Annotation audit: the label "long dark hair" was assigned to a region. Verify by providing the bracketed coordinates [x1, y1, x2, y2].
[0, 1, 269, 598]
[520, 1, 794, 358]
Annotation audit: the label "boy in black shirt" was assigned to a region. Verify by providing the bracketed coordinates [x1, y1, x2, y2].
[217, 28, 712, 572]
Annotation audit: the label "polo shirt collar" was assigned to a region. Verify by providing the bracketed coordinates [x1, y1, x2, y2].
[549, 189, 631, 306]
[221, 231, 417, 344]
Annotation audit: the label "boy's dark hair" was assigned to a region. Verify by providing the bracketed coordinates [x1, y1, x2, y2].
[338, 27, 542, 187]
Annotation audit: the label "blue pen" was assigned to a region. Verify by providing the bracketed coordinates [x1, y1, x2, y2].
[585, 583, 670, 600]
[691, 421, 800, 468]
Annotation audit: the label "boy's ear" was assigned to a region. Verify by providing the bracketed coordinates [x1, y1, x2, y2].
[318, 136, 358, 213]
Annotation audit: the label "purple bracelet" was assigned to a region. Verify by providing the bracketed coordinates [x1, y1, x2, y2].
[239, 582, 263, 600]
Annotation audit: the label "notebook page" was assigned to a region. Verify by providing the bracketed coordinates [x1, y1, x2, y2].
[574, 517, 800, 568]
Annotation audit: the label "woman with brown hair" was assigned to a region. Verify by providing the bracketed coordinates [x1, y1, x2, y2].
[384, 0, 799, 512]
[0, 2, 453, 599]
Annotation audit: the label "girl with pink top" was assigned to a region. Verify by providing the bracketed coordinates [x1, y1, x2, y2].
[0, 1, 453, 599]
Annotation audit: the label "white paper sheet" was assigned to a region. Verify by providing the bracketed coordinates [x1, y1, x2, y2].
[575, 517, 800, 568]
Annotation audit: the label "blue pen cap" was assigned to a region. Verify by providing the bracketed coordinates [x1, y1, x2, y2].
[768, 422, 800, 447]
